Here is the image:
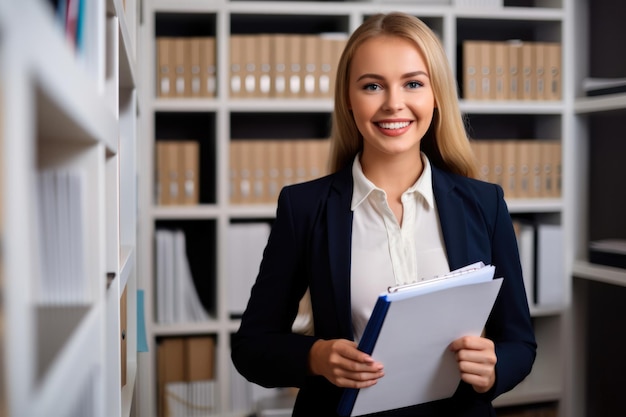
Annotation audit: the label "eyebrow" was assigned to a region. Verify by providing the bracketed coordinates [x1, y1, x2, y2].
[356, 70, 429, 82]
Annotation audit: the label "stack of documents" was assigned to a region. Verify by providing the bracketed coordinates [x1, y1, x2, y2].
[338, 263, 502, 416]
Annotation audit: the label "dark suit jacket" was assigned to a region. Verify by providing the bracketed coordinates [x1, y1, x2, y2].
[231, 163, 536, 417]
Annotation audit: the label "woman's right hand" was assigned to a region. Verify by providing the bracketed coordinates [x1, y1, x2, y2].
[308, 339, 385, 388]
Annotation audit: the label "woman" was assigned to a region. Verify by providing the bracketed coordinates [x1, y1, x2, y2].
[231, 12, 536, 416]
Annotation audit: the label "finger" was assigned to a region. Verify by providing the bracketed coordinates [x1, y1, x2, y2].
[455, 348, 497, 366]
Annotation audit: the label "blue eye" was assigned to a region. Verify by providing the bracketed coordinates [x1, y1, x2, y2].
[363, 83, 381, 91]
[406, 81, 423, 89]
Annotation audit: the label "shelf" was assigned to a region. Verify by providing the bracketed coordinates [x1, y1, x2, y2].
[506, 198, 562, 213]
[16, 0, 118, 153]
[494, 385, 561, 408]
[31, 306, 103, 417]
[120, 245, 135, 291]
[152, 320, 235, 336]
[460, 100, 563, 115]
[574, 93, 626, 114]
[572, 260, 626, 287]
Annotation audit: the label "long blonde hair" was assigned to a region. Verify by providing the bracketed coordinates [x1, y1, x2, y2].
[329, 12, 478, 178]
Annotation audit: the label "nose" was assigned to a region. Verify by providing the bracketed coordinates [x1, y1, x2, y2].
[382, 88, 404, 112]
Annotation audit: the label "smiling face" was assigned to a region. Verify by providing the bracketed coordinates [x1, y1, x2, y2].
[348, 35, 436, 163]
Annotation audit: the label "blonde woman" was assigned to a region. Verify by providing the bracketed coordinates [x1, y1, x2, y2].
[232, 12, 535, 416]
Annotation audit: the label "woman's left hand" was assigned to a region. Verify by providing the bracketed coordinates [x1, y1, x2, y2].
[449, 336, 497, 393]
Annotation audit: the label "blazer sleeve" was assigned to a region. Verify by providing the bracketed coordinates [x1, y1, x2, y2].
[231, 186, 318, 389]
[485, 184, 537, 399]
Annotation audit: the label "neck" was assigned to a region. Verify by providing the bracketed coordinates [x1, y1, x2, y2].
[360, 151, 424, 198]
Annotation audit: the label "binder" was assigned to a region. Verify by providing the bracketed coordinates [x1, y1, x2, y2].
[462, 41, 480, 100]
[156, 38, 173, 97]
[286, 35, 302, 97]
[479, 41, 493, 99]
[493, 42, 509, 100]
[179, 141, 199, 205]
[230, 35, 244, 98]
[534, 42, 546, 100]
[189, 38, 202, 97]
[200, 37, 217, 97]
[302, 35, 319, 97]
[242, 35, 257, 97]
[272, 35, 288, 98]
[507, 40, 523, 100]
[172, 37, 189, 97]
[256, 34, 272, 98]
[545, 43, 561, 100]
[520, 42, 535, 100]
[337, 263, 502, 416]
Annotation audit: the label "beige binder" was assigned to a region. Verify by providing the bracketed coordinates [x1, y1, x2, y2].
[489, 140, 505, 189]
[230, 35, 244, 99]
[200, 37, 217, 97]
[463, 41, 481, 100]
[293, 140, 309, 184]
[520, 42, 535, 100]
[318, 36, 334, 98]
[159, 141, 181, 205]
[155, 141, 167, 205]
[534, 42, 546, 100]
[493, 42, 509, 101]
[157, 338, 185, 417]
[266, 140, 281, 203]
[529, 140, 543, 197]
[238, 140, 253, 204]
[156, 37, 174, 98]
[185, 337, 215, 381]
[516, 140, 532, 198]
[302, 35, 319, 98]
[502, 140, 518, 198]
[279, 140, 295, 188]
[286, 35, 303, 97]
[189, 38, 202, 97]
[179, 141, 199, 205]
[272, 35, 288, 98]
[507, 40, 523, 100]
[242, 35, 257, 97]
[256, 34, 272, 98]
[172, 38, 189, 97]
[545, 43, 561, 101]
[471, 140, 490, 183]
[250, 140, 266, 203]
[479, 41, 493, 100]
[229, 140, 241, 204]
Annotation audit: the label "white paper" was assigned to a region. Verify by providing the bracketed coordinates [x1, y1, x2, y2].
[350, 267, 502, 416]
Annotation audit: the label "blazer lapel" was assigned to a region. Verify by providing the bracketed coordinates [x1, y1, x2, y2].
[326, 166, 354, 340]
[432, 167, 470, 271]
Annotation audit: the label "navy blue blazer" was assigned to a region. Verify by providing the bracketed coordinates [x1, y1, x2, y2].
[231, 163, 536, 417]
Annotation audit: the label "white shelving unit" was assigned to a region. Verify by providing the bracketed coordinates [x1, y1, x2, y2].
[0, 0, 140, 416]
[137, 1, 574, 416]
[566, 0, 626, 415]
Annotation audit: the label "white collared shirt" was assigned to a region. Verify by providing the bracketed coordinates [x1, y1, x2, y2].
[350, 153, 450, 341]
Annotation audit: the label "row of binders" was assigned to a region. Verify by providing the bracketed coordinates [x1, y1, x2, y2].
[230, 139, 331, 205]
[230, 34, 347, 99]
[155, 140, 200, 206]
[156, 34, 348, 99]
[155, 228, 210, 324]
[157, 336, 216, 417]
[462, 41, 562, 101]
[37, 169, 88, 305]
[471, 139, 562, 199]
[157, 37, 217, 98]
[513, 219, 565, 309]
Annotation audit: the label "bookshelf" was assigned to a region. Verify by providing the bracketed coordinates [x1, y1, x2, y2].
[0, 0, 140, 416]
[137, 1, 573, 416]
[568, 1, 626, 416]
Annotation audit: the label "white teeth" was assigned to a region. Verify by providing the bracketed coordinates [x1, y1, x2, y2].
[377, 121, 410, 129]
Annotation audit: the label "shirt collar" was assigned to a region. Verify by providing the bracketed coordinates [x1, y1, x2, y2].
[351, 153, 435, 211]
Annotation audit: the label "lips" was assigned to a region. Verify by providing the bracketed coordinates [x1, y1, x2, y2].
[375, 120, 413, 136]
